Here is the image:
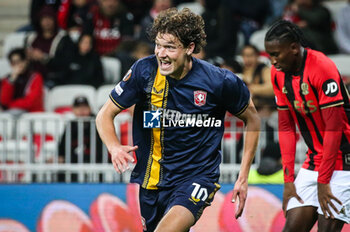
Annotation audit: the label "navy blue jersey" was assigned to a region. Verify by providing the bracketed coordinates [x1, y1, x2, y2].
[110, 55, 250, 189]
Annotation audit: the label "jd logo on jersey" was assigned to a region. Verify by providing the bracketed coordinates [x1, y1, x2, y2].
[322, 79, 339, 97]
[143, 110, 161, 128]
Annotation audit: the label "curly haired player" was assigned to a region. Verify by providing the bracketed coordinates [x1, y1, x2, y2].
[97, 8, 260, 231]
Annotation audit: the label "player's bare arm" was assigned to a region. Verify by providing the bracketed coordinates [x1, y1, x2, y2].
[232, 98, 260, 219]
[96, 98, 138, 174]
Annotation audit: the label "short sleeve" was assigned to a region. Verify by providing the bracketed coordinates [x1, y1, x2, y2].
[271, 68, 288, 110]
[222, 71, 250, 115]
[312, 58, 344, 109]
[109, 61, 143, 109]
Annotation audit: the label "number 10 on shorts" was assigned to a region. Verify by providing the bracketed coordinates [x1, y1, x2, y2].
[191, 183, 208, 203]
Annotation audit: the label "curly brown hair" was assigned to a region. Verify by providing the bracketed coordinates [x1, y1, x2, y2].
[148, 8, 206, 54]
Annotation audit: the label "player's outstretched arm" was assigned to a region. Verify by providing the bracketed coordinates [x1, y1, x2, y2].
[232, 98, 260, 219]
[96, 98, 138, 174]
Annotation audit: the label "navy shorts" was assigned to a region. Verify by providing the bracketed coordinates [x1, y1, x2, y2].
[139, 176, 221, 232]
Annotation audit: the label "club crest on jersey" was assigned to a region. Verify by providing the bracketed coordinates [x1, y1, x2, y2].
[122, 69, 132, 82]
[301, 82, 309, 95]
[282, 87, 288, 94]
[194, 90, 207, 106]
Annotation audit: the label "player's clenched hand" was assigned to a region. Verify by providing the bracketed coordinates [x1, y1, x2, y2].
[283, 182, 304, 217]
[110, 145, 138, 174]
[231, 177, 248, 219]
[317, 183, 342, 219]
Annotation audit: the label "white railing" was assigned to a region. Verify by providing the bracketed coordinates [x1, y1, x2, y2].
[0, 112, 306, 183]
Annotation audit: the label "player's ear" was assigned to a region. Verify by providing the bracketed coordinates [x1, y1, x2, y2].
[186, 42, 195, 56]
[290, 42, 299, 55]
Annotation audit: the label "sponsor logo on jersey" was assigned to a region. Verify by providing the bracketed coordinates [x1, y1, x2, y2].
[114, 83, 123, 95]
[194, 90, 207, 106]
[143, 107, 222, 128]
[143, 110, 161, 128]
[322, 79, 339, 97]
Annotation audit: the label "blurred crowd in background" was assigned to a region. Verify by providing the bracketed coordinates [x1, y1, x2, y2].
[0, 0, 349, 183]
[1, 0, 350, 111]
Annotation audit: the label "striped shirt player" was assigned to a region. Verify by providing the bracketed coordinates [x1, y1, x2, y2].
[272, 48, 350, 179]
[265, 20, 350, 232]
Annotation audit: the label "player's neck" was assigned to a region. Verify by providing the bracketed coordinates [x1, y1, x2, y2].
[293, 47, 305, 75]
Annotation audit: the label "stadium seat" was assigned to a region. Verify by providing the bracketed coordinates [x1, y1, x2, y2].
[46, 85, 96, 113]
[95, 84, 115, 113]
[328, 54, 350, 76]
[0, 113, 15, 140]
[249, 28, 269, 52]
[0, 58, 11, 79]
[0, 111, 26, 166]
[0, 112, 65, 164]
[0, 139, 31, 164]
[17, 112, 65, 140]
[322, 1, 347, 52]
[322, 1, 347, 21]
[101, 57, 122, 84]
[3, 32, 27, 57]
[16, 112, 65, 161]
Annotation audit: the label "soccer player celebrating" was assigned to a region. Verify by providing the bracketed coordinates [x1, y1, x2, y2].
[265, 20, 350, 232]
[96, 8, 260, 232]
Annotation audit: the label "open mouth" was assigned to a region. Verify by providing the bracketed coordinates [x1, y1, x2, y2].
[274, 65, 282, 71]
[160, 60, 171, 70]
